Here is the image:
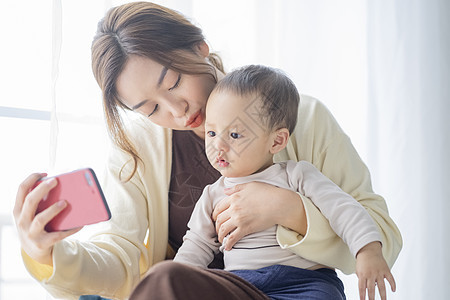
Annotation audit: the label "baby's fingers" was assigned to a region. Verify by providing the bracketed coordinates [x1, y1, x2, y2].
[376, 279, 387, 300]
[358, 278, 367, 300]
[386, 272, 397, 292]
[359, 278, 378, 300]
[367, 280, 377, 300]
[378, 271, 396, 300]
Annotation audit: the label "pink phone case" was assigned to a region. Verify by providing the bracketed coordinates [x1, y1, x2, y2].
[34, 168, 111, 232]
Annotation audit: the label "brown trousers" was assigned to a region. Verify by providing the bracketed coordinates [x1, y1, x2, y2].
[129, 261, 269, 300]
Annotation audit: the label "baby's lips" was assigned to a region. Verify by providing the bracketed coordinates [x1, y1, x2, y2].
[218, 159, 230, 167]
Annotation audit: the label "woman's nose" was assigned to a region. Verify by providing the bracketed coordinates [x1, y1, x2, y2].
[167, 98, 188, 118]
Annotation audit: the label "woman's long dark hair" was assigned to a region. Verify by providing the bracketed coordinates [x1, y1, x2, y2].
[91, 2, 224, 181]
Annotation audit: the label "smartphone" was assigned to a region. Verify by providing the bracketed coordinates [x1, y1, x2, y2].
[34, 168, 111, 232]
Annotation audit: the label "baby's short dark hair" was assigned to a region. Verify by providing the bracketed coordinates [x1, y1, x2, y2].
[213, 65, 299, 134]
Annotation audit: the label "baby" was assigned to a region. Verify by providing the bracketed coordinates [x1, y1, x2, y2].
[174, 65, 395, 300]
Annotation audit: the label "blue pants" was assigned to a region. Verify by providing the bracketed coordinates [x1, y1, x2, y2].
[231, 265, 346, 300]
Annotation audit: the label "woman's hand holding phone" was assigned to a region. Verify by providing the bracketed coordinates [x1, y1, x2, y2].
[212, 181, 307, 250]
[13, 173, 83, 266]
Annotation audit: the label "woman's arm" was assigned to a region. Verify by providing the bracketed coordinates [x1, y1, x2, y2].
[18, 118, 172, 299]
[18, 158, 150, 299]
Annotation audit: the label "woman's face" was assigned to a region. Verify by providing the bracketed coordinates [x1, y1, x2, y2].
[116, 55, 217, 138]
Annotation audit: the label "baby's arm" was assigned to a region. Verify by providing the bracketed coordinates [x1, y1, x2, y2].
[356, 241, 396, 300]
[288, 160, 382, 257]
[288, 160, 396, 299]
[173, 186, 221, 268]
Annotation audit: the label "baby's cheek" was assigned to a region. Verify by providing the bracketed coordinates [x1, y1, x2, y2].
[205, 143, 215, 161]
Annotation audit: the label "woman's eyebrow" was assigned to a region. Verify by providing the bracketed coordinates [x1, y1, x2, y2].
[132, 100, 148, 111]
[157, 66, 169, 88]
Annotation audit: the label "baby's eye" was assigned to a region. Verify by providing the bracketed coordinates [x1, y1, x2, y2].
[207, 131, 216, 137]
[230, 132, 242, 139]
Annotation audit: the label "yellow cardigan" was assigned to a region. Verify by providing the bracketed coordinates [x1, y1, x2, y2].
[22, 95, 402, 299]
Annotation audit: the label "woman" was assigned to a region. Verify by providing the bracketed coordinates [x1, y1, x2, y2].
[14, 2, 402, 299]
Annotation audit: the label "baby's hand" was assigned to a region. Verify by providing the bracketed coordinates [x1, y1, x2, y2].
[356, 242, 396, 300]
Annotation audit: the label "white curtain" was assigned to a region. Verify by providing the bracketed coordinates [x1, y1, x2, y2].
[366, 1, 450, 298]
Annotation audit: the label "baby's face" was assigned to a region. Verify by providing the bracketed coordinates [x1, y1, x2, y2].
[205, 90, 275, 178]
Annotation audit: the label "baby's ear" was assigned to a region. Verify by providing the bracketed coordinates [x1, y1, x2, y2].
[270, 128, 290, 154]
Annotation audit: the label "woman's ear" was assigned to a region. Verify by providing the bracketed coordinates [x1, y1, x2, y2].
[270, 128, 290, 154]
[196, 41, 210, 58]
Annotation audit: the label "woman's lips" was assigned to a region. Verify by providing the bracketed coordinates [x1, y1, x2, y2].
[185, 111, 203, 128]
